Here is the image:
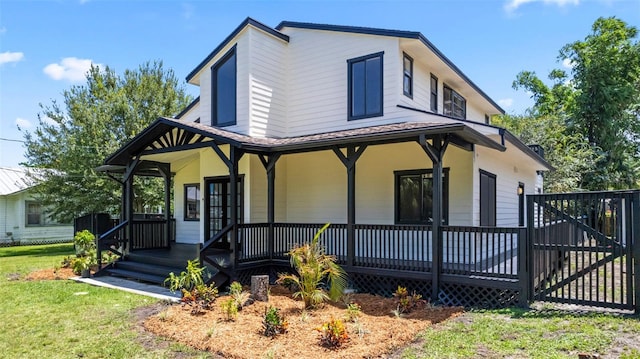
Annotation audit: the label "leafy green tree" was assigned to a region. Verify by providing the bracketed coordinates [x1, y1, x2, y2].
[512, 17, 640, 190]
[21, 61, 192, 222]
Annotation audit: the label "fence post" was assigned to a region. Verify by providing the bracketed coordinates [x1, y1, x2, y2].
[517, 227, 529, 307]
[632, 191, 640, 315]
[526, 194, 536, 302]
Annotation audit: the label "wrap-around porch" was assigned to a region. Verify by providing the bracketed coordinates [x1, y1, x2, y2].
[96, 118, 527, 305]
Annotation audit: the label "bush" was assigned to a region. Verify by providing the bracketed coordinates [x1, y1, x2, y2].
[220, 298, 238, 321]
[277, 223, 347, 309]
[317, 317, 349, 349]
[393, 286, 426, 314]
[164, 259, 207, 293]
[263, 306, 288, 337]
[229, 281, 251, 310]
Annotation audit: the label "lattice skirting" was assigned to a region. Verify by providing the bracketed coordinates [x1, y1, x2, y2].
[237, 266, 520, 309]
[438, 282, 520, 308]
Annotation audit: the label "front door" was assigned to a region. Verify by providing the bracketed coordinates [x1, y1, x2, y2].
[204, 177, 243, 243]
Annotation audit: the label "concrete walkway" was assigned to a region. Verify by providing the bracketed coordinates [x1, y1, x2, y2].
[72, 276, 181, 302]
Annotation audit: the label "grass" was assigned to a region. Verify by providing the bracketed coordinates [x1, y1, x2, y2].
[0, 243, 210, 359]
[401, 307, 640, 359]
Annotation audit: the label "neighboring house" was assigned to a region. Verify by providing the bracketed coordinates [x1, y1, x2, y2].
[97, 18, 551, 305]
[0, 167, 73, 244]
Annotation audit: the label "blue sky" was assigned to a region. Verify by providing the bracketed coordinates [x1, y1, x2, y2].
[1, 0, 639, 168]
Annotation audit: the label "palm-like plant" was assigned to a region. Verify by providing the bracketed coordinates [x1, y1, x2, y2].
[277, 223, 347, 309]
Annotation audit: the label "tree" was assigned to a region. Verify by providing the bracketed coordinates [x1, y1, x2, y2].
[511, 17, 640, 190]
[21, 61, 192, 222]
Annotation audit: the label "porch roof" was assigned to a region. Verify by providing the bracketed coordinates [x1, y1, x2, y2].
[104, 117, 505, 166]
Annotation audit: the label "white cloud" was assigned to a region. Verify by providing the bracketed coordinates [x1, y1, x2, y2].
[43, 57, 100, 82]
[505, 0, 580, 13]
[0, 51, 24, 66]
[41, 116, 58, 126]
[498, 98, 514, 108]
[562, 58, 575, 69]
[15, 117, 33, 129]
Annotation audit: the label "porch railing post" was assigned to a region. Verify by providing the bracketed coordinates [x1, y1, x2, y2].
[526, 193, 535, 302]
[632, 191, 640, 314]
[517, 226, 529, 307]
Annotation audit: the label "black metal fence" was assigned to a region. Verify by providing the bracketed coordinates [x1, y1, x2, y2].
[527, 190, 639, 311]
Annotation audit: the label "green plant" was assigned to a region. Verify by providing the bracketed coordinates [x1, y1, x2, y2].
[181, 283, 219, 315]
[344, 302, 361, 322]
[70, 255, 93, 275]
[229, 281, 251, 309]
[393, 286, 425, 314]
[317, 317, 349, 349]
[220, 298, 238, 321]
[164, 259, 207, 293]
[73, 230, 96, 255]
[263, 306, 288, 337]
[276, 223, 347, 309]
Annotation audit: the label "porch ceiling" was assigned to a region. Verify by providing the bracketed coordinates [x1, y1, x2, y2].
[104, 117, 505, 166]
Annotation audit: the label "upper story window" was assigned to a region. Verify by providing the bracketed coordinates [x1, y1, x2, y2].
[348, 51, 383, 120]
[443, 85, 466, 119]
[430, 74, 438, 112]
[212, 46, 237, 127]
[403, 53, 413, 98]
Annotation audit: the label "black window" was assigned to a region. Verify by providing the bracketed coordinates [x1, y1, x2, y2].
[395, 169, 449, 224]
[484, 114, 490, 124]
[430, 74, 438, 112]
[184, 184, 200, 221]
[348, 52, 383, 120]
[26, 201, 43, 226]
[479, 170, 497, 226]
[403, 53, 413, 98]
[212, 46, 237, 126]
[443, 85, 466, 119]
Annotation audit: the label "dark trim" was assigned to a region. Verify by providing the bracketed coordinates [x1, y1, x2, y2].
[347, 51, 384, 121]
[443, 84, 467, 120]
[183, 183, 200, 221]
[518, 182, 525, 227]
[430, 73, 438, 113]
[275, 20, 504, 114]
[211, 45, 237, 127]
[403, 52, 413, 98]
[186, 17, 289, 82]
[479, 169, 497, 227]
[175, 97, 200, 119]
[394, 168, 449, 225]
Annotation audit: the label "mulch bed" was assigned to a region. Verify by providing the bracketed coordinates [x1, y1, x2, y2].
[25, 267, 76, 280]
[144, 286, 462, 359]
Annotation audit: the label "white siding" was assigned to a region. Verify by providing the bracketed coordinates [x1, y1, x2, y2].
[474, 143, 540, 227]
[248, 27, 288, 138]
[177, 102, 201, 123]
[173, 155, 201, 244]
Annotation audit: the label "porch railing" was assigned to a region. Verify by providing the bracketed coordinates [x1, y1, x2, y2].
[354, 224, 432, 271]
[130, 219, 175, 250]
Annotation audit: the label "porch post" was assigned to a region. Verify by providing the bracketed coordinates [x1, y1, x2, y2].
[418, 134, 449, 302]
[259, 154, 281, 260]
[229, 146, 244, 268]
[333, 145, 367, 267]
[123, 158, 140, 253]
[158, 163, 172, 249]
[632, 191, 640, 314]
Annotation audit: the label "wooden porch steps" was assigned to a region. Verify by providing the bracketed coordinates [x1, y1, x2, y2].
[103, 260, 184, 285]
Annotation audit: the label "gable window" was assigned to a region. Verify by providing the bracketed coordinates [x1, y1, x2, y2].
[348, 51, 383, 120]
[395, 169, 449, 224]
[212, 46, 237, 127]
[184, 184, 200, 221]
[479, 170, 497, 226]
[443, 85, 466, 119]
[26, 201, 43, 226]
[430, 74, 438, 112]
[403, 53, 413, 98]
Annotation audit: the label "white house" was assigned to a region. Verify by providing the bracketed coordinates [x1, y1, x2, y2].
[97, 18, 551, 303]
[0, 167, 73, 245]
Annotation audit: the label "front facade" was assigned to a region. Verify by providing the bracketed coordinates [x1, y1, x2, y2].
[98, 18, 550, 304]
[0, 167, 73, 245]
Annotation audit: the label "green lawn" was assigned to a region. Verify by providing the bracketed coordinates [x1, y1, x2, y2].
[0, 243, 210, 359]
[1, 244, 638, 359]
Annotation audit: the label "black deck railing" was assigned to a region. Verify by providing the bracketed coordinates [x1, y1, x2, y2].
[353, 224, 432, 271]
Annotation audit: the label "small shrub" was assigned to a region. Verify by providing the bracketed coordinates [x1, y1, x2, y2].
[181, 283, 218, 315]
[276, 223, 348, 309]
[393, 286, 425, 314]
[344, 302, 361, 322]
[74, 230, 95, 255]
[220, 298, 238, 321]
[229, 281, 251, 310]
[164, 259, 207, 293]
[317, 317, 349, 349]
[263, 306, 288, 337]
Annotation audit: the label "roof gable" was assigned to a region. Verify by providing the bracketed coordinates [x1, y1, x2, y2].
[185, 17, 289, 83]
[0, 167, 37, 195]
